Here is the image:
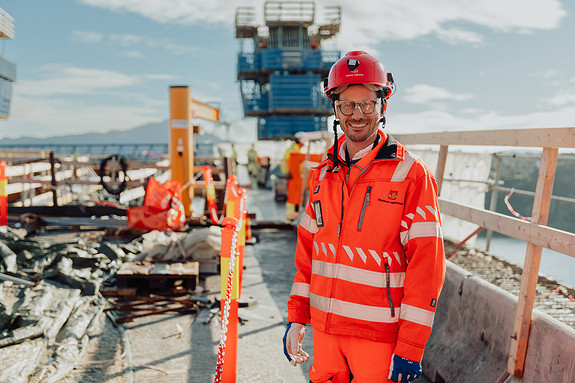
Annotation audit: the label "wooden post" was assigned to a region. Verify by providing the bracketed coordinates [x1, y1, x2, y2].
[435, 145, 449, 196]
[485, 155, 502, 251]
[49, 151, 58, 207]
[507, 147, 558, 377]
[0, 160, 7, 226]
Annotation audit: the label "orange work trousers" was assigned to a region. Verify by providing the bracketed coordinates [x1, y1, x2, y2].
[309, 328, 395, 383]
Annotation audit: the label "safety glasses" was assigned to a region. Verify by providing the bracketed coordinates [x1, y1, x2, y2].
[335, 99, 379, 116]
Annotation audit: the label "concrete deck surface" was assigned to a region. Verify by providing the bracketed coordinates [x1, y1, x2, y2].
[69, 184, 430, 382]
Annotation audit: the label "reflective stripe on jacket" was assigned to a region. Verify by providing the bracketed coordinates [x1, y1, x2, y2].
[287, 130, 446, 362]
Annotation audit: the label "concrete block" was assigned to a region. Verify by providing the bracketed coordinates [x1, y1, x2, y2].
[423, 261, 575, 383]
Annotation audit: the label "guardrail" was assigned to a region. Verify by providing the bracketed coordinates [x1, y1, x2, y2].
[393, 127, 575, 378]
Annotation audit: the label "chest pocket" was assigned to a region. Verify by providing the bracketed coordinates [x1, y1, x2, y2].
[355, 182, 407, 232]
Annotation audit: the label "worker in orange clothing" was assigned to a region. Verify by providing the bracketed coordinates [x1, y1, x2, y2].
[282, 51, 446, 383]
[280, 132, 306, 221]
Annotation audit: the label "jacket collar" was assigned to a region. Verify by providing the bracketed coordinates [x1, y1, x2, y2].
[324, 130, 405, 172]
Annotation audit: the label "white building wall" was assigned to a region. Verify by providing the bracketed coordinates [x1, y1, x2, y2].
[408, 148, 493, 246]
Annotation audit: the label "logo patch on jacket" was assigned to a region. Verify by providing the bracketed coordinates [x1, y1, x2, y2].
[430, 298, 437, 307]
[388, 190, 399, 200]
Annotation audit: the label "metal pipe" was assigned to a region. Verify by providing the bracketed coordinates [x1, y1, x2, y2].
[0, 272, 36, 287]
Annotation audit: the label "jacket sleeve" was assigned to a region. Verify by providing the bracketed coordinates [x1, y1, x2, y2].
[286, 180, 318, 324]
[395, 162, 446, 362]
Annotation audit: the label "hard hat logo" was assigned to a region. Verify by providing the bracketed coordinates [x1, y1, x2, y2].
[347, 59, 360, 72]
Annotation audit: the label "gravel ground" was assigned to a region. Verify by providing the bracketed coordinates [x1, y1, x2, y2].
[445, 240, 575, 329]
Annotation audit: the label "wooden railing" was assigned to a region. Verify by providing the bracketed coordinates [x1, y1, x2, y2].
[394, 127, 575, 378]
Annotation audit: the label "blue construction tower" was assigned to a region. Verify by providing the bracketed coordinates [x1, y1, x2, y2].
[235, 2, 341, 140]
[0, 7, 15, 119]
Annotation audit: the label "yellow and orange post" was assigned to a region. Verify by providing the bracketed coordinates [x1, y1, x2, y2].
[203, 165, 219, 225]
[0, 160, 7, 226]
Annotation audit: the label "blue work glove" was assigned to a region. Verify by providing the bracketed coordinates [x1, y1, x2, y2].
[282, 322, 309, 366]
[388, 354, 422, 382]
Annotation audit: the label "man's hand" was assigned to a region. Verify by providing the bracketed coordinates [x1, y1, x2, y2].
[388, 354, 422, 382]
[282, 322, 309, 366]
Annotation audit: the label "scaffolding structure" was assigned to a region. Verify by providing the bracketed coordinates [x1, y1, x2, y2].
[235, 1, 341, 139]
[0, 7, 15, 119]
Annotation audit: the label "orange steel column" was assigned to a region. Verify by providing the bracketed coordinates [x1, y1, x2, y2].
[0, 160, 7, 226]
[219, 216, 240, 383]
[169, 86, 194, 217]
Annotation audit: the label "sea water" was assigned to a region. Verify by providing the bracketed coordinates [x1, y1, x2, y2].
[475, 233, 575, 288]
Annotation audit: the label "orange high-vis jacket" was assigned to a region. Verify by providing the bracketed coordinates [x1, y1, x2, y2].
[287, 130, 446, 362]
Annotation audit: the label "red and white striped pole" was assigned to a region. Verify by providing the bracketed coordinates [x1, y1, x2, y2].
[0, 160, 7, 226]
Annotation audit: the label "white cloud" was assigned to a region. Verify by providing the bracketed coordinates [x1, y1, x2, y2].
[403, 84, 474, 104]
[72, 30, 199, 56]
[71, 30, 104, 43]
[546, 92, 575, 106]
[387, 103, 575, 134]
[109, 34, 142, 46]
[435, 28, 484, 45]
[538, 69, 560, 79]
[5, 96, 164, 139]
[16, 65, 142, 97]
[79, 0, 566, 54]
[80, 0, 236, 25]
[144, 74, 176, 81]
[120, 50, 145, 59]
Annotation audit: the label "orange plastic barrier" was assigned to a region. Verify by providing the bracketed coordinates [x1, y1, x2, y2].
[127, 177, 185, 231]
[0, 160, 6, 226]
[203, 165, 219, 224]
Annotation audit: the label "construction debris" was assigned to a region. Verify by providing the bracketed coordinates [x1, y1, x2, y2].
[135, 227, 222, 273]
[0, 223, 222, 382]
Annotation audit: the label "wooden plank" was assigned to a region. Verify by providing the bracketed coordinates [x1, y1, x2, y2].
[438, 198, 575, 256]
[394, 127, 575, 148]
[435, 145, 448, 196]
[508, 147, 558, 377]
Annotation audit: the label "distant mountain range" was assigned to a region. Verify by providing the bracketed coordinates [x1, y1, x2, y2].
[0, 120, 224, 146]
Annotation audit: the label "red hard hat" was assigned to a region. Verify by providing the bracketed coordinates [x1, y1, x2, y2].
[324, 51, 394, 101]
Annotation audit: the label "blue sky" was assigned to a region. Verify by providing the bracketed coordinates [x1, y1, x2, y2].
[0, 0, 574, 143]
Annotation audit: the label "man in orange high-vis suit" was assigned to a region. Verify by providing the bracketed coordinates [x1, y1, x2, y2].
[282, 51, 446, 383]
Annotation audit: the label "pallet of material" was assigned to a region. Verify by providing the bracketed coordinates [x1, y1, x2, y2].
[116, 261, 199, 294]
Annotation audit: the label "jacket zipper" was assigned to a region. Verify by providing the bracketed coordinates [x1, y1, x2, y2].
[357, 186, 372, 231]
[384, 262, 395, 318]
